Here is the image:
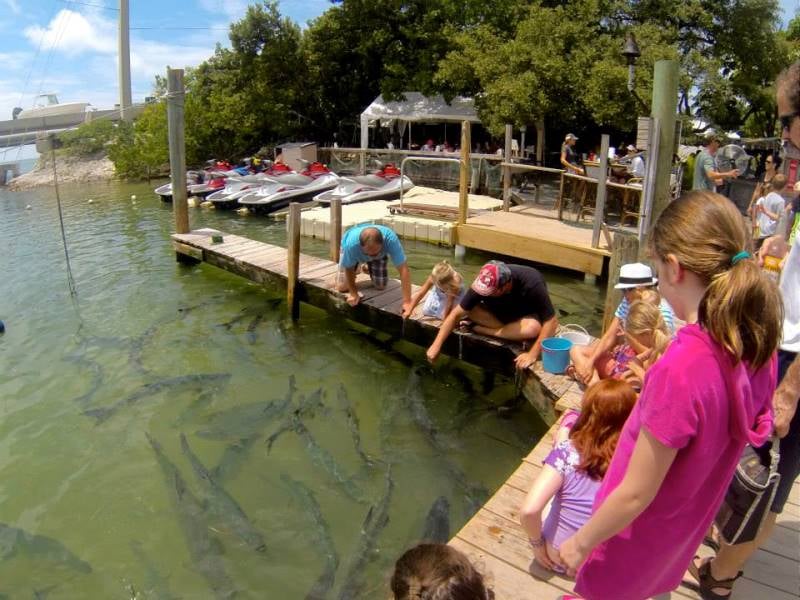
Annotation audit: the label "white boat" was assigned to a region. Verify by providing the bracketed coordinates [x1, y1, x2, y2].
[17, 93, 89, 119]
[314, 164, 413, 205]
[239, 163, 339, 213]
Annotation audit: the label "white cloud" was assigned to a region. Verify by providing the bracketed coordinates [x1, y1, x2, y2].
[3, 0, 21, 15]
[197, 0, 248, 23]
[24, 9, 117, 56]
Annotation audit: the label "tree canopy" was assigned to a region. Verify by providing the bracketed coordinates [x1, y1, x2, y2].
[98, 0, 794, 177]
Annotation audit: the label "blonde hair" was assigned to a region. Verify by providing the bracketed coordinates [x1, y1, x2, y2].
[625, 300, 671, 361]
[431, 261, 461, 294]
[650, 191, 783, 368]
[636, 288, 661, 307]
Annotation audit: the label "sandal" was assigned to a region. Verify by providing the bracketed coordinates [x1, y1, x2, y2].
[688, 556, 742, 600]
[702, 534, 720, 553]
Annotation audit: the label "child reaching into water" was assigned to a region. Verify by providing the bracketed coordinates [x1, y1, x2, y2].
[573, 297, 670, 389]
[390, 543, 494, 599]
[402, 261, 465, 320]
[520, 380, 638, 574]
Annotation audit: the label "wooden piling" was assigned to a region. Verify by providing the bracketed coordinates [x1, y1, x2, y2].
[167, 68, 189, 236]
[330, 197, 342, 264]
[287, 202, 301, 320]
[591, 134, 610, 248]
[602, 232, 640, 331]
[503, 124, 512, 211]
[458, 121, 471, 225]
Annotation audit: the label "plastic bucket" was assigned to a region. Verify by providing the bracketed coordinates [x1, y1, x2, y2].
[541, 337, 573, 374]
[559, 324, 591, 346]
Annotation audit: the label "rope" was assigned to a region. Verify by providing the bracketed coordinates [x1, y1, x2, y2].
[50, 138, 78, 300]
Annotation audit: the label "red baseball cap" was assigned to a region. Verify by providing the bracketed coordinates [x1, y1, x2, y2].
[471, 261, 511, 296]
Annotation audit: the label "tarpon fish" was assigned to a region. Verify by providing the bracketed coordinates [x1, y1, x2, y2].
[173, 389, 217, 427]
[82, 373, 231, 424]
[0, 523, 91, 574]
[197, 375, 295, 440]
[129, 540, 180, 600]
[336, 465, 394, 599]
[145, 433, 237, 599]
[421, 496, 451, 543]
[210, 434, 260, 483]
[280, 474, 339, 600]
[180, 434, 267, 553]
[292, 417, 366, 504]
[245, 313, 264, 345]
[265, 388, 325, 452]
[338, 385, 372, 468]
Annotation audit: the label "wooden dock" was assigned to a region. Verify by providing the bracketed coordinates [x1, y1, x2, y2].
[450, 375, 800, 600]
[455, 210, 611, 276]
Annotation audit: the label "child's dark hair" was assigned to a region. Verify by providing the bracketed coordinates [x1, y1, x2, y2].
[391, 543, 494, 600]
[571, 379, 638, 480]
[650, 191, 782, 368]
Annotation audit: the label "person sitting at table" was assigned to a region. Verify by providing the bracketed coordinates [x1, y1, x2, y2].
[626, 145, 645, 178]
[425, 260, 558, 370]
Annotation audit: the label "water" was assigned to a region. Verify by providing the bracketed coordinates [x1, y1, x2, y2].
[0, 180, 603, 598]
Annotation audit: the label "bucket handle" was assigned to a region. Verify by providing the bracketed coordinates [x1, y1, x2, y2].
[559, 323, 589, 336]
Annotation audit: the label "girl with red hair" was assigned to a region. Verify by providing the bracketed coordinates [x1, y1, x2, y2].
[519, 380, 638, 573]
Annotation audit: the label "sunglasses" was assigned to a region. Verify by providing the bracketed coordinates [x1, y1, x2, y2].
[779, 111, 800, 131]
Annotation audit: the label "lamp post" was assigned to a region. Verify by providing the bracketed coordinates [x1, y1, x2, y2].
[622, 32, 648, 112]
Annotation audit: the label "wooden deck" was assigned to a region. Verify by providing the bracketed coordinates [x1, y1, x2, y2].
[455, 210, 611, 276]
[450, 375, 800, 600]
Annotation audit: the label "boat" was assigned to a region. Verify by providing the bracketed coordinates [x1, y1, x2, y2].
[314, 164, 413, 205]
[205, 174, 273, 208]
[238, 163, 339, 213]
[17, 93, 89, 119]
[154, 171, 228, 202]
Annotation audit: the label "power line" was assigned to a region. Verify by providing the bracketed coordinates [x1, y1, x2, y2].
[130, 26, 229, 30]
[57, 0, 118, 9]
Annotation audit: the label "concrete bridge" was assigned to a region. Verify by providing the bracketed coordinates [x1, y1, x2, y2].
[0, 104, 146, 150]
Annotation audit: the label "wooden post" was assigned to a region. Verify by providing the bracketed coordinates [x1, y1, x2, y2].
[330, 197, 342, 264]
[287, 202, 301, 320]
[649, 60, 679, 230]
[536, 120, 545, 165]
[503, 124, 512, 211]
[167, 68, 188, 235]
[602, 233, 640, 331]
[359, 148, 366, 175]
[592, 134, 610, 248]
[458, 121, 471, 225]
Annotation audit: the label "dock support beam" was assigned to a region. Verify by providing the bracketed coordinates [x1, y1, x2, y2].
[287, 202, 301, 320]
[591, 134, 610, 248]
[330, 198, 342, 264]
[503, 124, 512, 211]
[649, 60, 679, 230]
[118, 0, 133, 121]
[602, 233, 639, 330]
[458, 121, 471, 226]
[167, 68, 189, 236]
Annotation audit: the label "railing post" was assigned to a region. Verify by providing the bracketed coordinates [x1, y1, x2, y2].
[287, 202, 301, 320]
[458, 121, 471, 225]
[330, 198, 342, 264]
[359, 149, 366, 175]
[167, 68, 188, 235]
[591, 135, 610, 248]
[602, 233, 640, 331]
[503, 124, 512, 211]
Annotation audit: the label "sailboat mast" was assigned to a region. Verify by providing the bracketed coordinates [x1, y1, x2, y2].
[118, 0, 132, 121]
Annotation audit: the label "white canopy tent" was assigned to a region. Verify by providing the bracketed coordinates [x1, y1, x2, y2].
[359, 92, 480, 149]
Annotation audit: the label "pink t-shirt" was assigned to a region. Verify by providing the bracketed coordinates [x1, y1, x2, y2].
[575, 324, 776, 600]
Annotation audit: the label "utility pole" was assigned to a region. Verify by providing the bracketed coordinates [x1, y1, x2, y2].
[118, 0, 132, 121]
[648, 60, 679, 228]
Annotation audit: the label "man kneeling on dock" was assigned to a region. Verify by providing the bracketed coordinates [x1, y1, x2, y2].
[335, 224, 412, 314]
[426, 260, 558, 369]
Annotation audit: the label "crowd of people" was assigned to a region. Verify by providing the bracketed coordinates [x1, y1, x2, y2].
[340, 63, 800, 600]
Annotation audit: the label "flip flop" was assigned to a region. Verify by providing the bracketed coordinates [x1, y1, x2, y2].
[703, 534, 720, 553]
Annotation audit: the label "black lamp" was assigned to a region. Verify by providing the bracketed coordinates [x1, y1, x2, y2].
[622, 32, 641, 93]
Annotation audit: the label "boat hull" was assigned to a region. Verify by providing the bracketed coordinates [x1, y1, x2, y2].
[314, 175, 413, 205]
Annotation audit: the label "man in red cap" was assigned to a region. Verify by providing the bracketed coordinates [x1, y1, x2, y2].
[426, 260, 558, 369]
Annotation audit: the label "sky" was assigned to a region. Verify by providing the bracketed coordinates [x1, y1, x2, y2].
[1, 0, 799, 161]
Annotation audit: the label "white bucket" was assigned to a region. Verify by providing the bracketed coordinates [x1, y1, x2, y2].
[558, 324, 591, 346]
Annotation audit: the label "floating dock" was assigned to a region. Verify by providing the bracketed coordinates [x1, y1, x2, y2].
[449, 375, 800, 600]
[299, 186, 503, 246]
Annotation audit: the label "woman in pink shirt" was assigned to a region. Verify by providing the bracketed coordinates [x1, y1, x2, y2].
[558, 191, 782, 600]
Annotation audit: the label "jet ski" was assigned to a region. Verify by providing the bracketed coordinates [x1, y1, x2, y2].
[238, 162, 340, 213]
[155, 170, 228, 202]
[205, 172, 276, 208]
[314, 164, 413, 205]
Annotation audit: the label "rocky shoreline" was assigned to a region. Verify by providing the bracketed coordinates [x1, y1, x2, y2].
[8, 153, 116, 191]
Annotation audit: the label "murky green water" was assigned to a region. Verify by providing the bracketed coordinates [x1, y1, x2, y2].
[0, 180, 603, 598]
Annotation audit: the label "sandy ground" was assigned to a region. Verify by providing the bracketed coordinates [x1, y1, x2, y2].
[8, 153, 115, 191]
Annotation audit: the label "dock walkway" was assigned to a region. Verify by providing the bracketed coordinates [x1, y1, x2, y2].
[450, 375, 800, 600]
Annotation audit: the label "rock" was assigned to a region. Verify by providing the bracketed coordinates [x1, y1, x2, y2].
[8, 153, 116, 191]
